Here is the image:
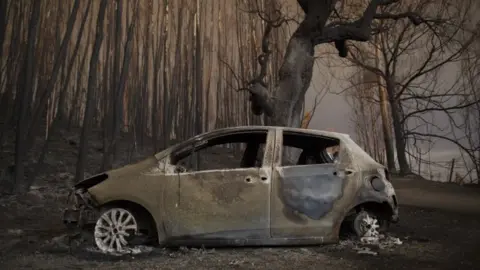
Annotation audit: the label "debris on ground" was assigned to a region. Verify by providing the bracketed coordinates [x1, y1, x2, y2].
[85, 245, 155, 256]
[355, 247, 378, 256]
[339, 234, 403, 256]
[7, 229, 24, 236]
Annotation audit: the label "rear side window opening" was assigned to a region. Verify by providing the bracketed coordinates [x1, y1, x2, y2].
[281, 132, 340, 166]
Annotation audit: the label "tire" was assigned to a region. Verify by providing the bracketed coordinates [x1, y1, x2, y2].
[93, 207, 141, 254]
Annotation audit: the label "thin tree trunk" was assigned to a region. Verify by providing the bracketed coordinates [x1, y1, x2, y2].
[386, 78, 410, 175]
[0, 0, 10, 66]
[25, 0, 81, 151]
[14, 0, 42, 193]
[29, 0, 85, 188]
[374, 34, 396, 172]
[161, 1, 170, 148]
[101, 3, 113, 171]
[75, 0, 108, 184]
[194, 0, 202, 136]
[68, 33, 91, 130]
[58, 0, 91, 124]
[8, 1, 23, 127]
[108, 5, 137, 166]
[0, 1, 18, 150]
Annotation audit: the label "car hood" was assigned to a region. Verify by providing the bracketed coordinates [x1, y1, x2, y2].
[74, 156, 159, 190]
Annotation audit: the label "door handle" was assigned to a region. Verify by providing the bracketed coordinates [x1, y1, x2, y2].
[260, 176, 268, 181]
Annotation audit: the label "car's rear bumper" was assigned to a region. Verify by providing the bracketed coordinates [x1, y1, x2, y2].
[63, 188, 99, 228]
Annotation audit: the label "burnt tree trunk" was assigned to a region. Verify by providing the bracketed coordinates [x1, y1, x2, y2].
[102, 0, 122, 170]
[29, 0, 83, 188]
[249, 2, 333, 127]
[112, 8, 136, 155]
[161, 8, 170, 148]
[26, 0, 81, 151]
[14, 0, 41, 193]
[75, 0, 108, 184]
[0, 0, 9, 64]
[386, 77, 410, 175]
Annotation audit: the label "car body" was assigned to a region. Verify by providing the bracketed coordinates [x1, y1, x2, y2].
[63, 126, 398, 252]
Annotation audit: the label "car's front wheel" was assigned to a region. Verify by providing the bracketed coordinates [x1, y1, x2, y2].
[93, 207, 139, 253]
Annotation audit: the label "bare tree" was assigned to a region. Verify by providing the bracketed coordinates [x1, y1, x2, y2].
[344, 70, 386, 165]
[344, 0, 477, 175]
[458, 54, 480, 183]
[415, 44, 480, 184]
[232, 0, 434, 131]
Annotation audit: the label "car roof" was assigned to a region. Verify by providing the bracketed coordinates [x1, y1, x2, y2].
[203, 126, 350, 140]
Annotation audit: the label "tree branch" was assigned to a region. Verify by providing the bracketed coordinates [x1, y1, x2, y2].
[235, 2, 294, 117]
[313, 0, 435, 57]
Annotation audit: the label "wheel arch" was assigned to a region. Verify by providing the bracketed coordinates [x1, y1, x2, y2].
[339, 200, 394, 234]
[99, 199, 165, 244]
[349, 200, 394, 219]
[344, 200, 394, 219]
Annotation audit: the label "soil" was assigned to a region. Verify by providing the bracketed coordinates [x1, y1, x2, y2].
[0, 128, 479, 269]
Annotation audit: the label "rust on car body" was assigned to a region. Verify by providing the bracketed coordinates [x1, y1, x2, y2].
[64, 126, 399, 249]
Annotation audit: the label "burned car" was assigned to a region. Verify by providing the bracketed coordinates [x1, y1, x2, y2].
[63, 126, 398, 254]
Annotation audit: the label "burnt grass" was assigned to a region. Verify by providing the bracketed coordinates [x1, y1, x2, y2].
[0, 128, 479, 269]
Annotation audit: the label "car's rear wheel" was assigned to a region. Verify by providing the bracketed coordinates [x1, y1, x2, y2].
[94, 207, 139, 253]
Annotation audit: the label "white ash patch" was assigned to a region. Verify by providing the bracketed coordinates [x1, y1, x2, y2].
[339, 235, 403, 256]
[7, 228, 24, 236]
[339, 215, 403, 256]
[86, 245, 154, 256]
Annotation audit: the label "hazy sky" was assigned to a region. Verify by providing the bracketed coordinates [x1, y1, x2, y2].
[304, 59, 463, 151]
[305, 71, 354, 134]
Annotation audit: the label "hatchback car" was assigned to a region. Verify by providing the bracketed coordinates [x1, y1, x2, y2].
[63, 126, 399, 254]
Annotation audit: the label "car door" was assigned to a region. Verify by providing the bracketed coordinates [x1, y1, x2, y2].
[162, 129, 275, 243]
[270, 129, 355, 243]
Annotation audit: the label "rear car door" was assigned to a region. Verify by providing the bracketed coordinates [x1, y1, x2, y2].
[162, 129, 275, 243]
[270, 130, 354, 242]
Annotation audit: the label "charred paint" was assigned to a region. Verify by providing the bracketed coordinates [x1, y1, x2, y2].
[349, 170, 399, 223]
[278, 165, 344, 220]
[162, 168, 270, 240]
[211, 177, 253, 204]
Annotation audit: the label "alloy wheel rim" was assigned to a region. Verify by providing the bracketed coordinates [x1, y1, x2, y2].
[94, 208, 138, 253]
[359, 213, 380, 237]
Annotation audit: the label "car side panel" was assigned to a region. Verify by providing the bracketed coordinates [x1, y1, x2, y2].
[162, 129, 276, 242]
[270, 129, 361, 242]
[162, 168, 271, 241]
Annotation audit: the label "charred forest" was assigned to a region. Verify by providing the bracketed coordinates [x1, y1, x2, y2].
[0, 0, 479, 195]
